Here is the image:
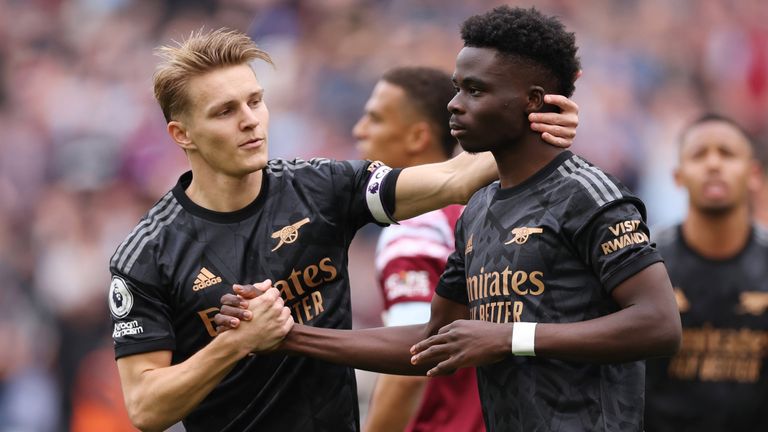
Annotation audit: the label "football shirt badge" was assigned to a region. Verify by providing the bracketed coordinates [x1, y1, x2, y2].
[504, 227, 544, 245]
[272, 217, 311, 251]
[109, 276, 133, 318]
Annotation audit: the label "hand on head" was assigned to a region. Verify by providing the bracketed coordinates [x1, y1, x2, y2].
[529, 95, 579, 148]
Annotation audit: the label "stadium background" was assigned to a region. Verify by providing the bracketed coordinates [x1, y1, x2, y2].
[0, 0, 766, 430]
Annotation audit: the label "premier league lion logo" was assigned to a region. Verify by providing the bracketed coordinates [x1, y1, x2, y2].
[109, 276, 133, 319]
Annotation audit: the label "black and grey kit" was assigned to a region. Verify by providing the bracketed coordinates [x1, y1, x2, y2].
[109, 158, 399, 432]
[437, 151, 662, 432]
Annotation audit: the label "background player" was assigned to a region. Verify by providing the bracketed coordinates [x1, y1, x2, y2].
[353, 66, 484, 432]
[218, 7, 681, 432]
[644, 114, 768, 431]
[111, 28, 579, 432]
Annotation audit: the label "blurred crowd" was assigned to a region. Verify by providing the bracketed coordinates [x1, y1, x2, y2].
[0, 0, 766, 430]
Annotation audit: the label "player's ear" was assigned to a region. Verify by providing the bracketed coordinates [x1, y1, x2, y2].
[404, 121, 431, 154]
[168, 120, 196, 151]
[525, 86, 545, 114]
[673, 166, 683, 188]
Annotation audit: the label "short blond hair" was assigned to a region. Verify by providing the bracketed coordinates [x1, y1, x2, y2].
[153, 28, 273, 122]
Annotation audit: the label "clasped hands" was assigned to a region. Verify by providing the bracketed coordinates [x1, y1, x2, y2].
[215, 281, 511, 375]
[214, 282, 294, 355]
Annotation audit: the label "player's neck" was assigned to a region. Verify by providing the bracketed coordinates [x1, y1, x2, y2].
[185, 167, 264, 213]
[493, 137, 564, 189]
[682, 204, 751, 260]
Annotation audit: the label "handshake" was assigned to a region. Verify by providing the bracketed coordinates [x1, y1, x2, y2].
[214, 281, 294, 354]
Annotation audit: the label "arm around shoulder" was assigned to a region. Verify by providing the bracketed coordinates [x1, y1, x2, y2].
[393, 152, 497, 221]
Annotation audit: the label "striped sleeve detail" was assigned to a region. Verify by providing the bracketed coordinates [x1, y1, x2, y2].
[558, 156, 623, 205]
[375, 238, 454, 272]
[111, 193, 183, 274]
[374, 210, 455, 271]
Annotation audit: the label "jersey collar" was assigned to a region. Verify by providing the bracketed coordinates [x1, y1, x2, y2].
[493, 150, 573, 200]
[172, 170, 270, 223]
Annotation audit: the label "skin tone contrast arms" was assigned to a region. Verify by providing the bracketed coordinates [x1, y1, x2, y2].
[214, 263, 680, 377]
[216, 283, 468, 375]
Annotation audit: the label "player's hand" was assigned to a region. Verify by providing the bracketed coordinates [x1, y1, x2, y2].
[214, 280, 272, 333]
[232, 286, 294, 353]
[529, 94, 579, 148]
[409, 320, 510, 377]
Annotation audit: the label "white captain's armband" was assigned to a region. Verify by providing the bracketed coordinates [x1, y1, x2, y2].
[365, 163, 397, 224]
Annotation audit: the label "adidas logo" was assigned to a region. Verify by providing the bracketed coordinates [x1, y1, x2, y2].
[193, 267, 223, 291]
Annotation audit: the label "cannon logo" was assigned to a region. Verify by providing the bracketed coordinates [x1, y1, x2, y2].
[504, 227, 543, 245]
[272, 217, 311, 251]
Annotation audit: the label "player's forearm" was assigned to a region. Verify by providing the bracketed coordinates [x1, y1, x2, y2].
[535, 302, 681, 362]
[364, 375, 427, 432]
[445, 151, 499, 201]
[280, 324, 432, 375]
[393, 152, 497, 220]
[122, 335, 246, 431]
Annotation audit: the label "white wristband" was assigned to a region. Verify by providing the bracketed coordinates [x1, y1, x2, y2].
[511, 322, 537, 356]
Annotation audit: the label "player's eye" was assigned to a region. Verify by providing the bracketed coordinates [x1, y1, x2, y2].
[718, 147, 736, 158]
[216, 108, 232, 117]
[690, 149, 706, 160]
[249, 99, 262, 108]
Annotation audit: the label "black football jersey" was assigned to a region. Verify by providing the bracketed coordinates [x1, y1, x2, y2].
[645, 225, 768, 432]
[108, 158, 399, 432]
[436, 151, 662, 432]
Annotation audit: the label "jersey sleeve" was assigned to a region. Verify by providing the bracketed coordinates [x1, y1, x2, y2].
[108, 272, 175, 359]
[568, 199, 663, 293]
[326, 159, 401, 230]
[435, 216, 469, 305]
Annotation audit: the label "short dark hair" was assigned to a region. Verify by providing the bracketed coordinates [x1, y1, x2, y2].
[381, 67, 456, 158]
[461, 6, 580, 98]
[679, 113, 755, 154]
